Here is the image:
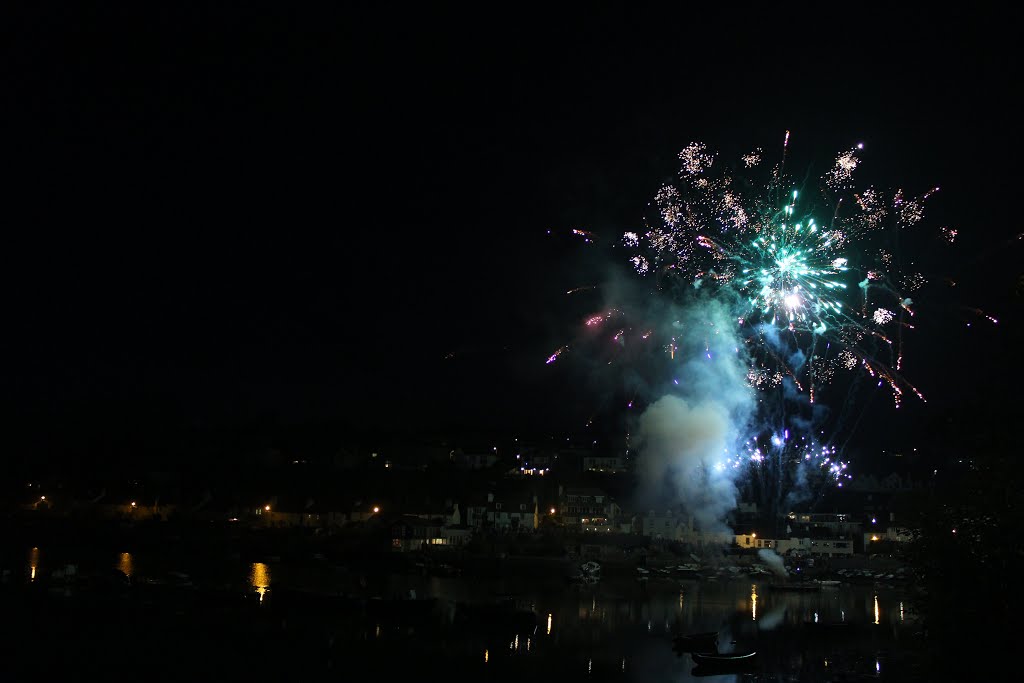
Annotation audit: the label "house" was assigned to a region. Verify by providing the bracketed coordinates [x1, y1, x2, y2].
[406, 501, 461, 527]
[735, 501, 759, 520]
[864, 526, 914, 546]
[804, 538, 854, 556]
[452, 449, 500, 470]
[641, 509, 685, 539]
[246, 496, 324, 528]
[466, 492, 538, 532]
[674, 515, 734, 547]
[582, 453, 628, 473]
[559, 486, 620, 531]
[786, 512, 863, 536]
[444, 525, 473, 547]
[636, 509, 731, 546]
[241, 497, 384, 529]
[391, 515, 448, 552]
[529, 453, 555, 469]
[93, 498, 177, 522]
[736, 534, 854, 557]
[735, 533, 777, 550]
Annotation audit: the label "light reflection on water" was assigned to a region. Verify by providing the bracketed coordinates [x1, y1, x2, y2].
[117, 552, 134, 578]
[249, 562, 271, 602]
[404, 575, 911, 681]
[12, 548, 912, 680]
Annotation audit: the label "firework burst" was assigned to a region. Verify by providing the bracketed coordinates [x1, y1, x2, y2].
[622, 135, 937, 408]
[546, 134, 970, 511]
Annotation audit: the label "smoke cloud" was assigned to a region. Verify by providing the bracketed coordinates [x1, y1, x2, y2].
[635, 298, 755, 534]
[757, 548, 789, 577]
[757, 605, 788, 631]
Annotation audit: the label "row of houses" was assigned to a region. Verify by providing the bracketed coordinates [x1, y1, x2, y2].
[21, 476, 916, 557]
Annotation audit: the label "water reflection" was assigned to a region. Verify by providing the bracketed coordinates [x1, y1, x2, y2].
[117, 552, 134, 578]
[249, 562, 271, 602]
[8, 544, 918, 680]
[410, 577, 911, 679]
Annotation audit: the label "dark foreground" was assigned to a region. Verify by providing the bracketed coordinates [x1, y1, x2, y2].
[2, 517, 1012, 681]
[5, 568, 932, 682]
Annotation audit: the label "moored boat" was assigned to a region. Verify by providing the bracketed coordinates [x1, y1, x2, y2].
[692, 651, 757, 663]
[691, 650, 757, 668]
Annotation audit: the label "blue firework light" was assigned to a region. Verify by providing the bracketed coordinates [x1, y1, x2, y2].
[722, 427, 852, 519]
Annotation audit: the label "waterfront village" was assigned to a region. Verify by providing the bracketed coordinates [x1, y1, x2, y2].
[10, 436, 934, 583]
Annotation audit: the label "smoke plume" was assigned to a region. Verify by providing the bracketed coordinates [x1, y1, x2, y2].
[757, 548, 789, 577]
[635, 298, 755, 534]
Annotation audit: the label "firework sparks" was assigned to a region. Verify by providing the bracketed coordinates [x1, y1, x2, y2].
[742, 148, 762, 168]
[586, 313, 606, 326]
[824, 146, 862, 191]
[720, 431, 852, 514]
[545, 347, 566, 364]
[630, 255, 649, 275]
[572, 228, 596, 243]
[678, 142, 715, 176]
[620, 136, 942, 406]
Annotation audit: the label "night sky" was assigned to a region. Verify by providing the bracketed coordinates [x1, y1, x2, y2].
[3, 7, 1020, 467]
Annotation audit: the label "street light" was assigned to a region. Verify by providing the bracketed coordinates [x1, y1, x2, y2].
[373, 506, 380, 514]
[264, 505, 271, 512]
